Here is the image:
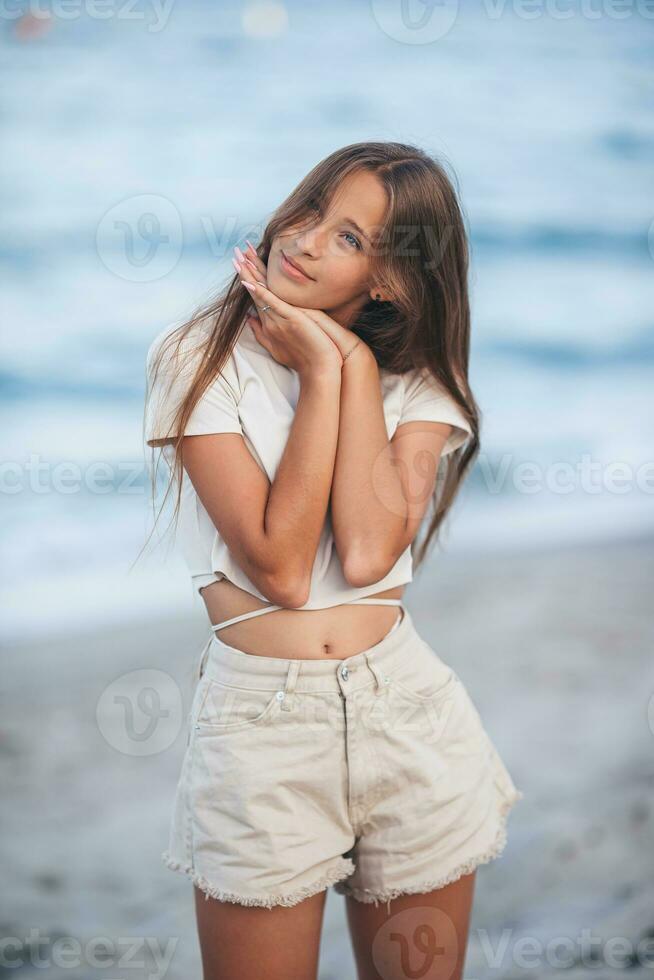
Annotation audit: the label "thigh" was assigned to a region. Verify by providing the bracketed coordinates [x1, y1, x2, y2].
[194, 886, 328, 980]
[345, 871, 476, 980]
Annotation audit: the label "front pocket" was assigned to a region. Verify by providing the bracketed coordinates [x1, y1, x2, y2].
[387, 646, 459, 706]
[194, 678, 282, 735]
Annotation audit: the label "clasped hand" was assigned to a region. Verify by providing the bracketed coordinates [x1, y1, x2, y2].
[232, 242, 367, 377]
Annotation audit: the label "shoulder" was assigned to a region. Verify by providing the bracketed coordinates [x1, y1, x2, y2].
[146, 316, 243, 388]
[146, 319, 206, 378]
[401, 364, 467, 405]
[146, 322, 175, 370]
[146, 311, 285, 405]
[402, 364, 445, 395]
[398, 365, 473, 454]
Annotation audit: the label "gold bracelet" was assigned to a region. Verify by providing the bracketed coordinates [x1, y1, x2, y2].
[342, 339, 361, 363]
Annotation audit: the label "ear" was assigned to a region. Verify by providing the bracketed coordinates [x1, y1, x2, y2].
[369, 287, 391, 304]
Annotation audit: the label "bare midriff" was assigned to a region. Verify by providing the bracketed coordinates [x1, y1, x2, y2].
[199, 577, 406, 660]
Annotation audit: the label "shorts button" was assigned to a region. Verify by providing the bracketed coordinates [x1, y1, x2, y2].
[276, 691, 285, 701]
[340, 665, 349, 681]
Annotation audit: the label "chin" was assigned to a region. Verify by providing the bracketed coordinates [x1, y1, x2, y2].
[268, 273, 308, 302]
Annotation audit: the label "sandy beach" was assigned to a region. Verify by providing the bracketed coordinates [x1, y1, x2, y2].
[2, 533, 653, 979]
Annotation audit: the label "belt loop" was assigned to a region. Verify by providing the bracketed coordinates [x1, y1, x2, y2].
[363, 650, 387, 695]
[197, 633, 213, 680]
[281, 659, 301, 711]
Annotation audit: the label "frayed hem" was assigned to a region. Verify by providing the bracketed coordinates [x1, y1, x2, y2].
[161, 851, 356, 909]
[336, 787, 524, 915]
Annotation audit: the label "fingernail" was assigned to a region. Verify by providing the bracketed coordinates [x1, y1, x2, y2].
[245, 239, 257, 254]
[232, 257, 242, 273]
[234, 245, 245, 262]
[242, 281, 256, 292]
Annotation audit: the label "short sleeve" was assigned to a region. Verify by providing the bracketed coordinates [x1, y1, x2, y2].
[398, 367, 472, 456]
[144, 324, 243, 448]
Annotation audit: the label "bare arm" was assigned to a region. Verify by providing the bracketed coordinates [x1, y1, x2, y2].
[330, 347, 453, 587]
[181, 362, 341, 608]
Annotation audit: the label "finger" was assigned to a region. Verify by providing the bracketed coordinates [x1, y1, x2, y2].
[242, 284, 279, 326]
[234, 260, 274, 322]
[234, 246, 267, 284]
[299, 307, 351, 347]
[244, 292, 280, 334]
[246, 314, 263, 335]
[232, 255, 261, 290]
[246, 315, 272, 355]
[299, 308, 336, 329]
[240, 280, 293, 321]
[243, 242, 269, 281]
[242, 255, 268, 286]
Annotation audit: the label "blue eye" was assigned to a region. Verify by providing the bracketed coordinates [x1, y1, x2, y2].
[343, 231, 361, 250]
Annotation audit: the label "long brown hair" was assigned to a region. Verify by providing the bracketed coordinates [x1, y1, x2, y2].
[138, 140, 480, 572]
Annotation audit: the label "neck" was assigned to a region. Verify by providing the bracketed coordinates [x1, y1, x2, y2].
[324, 294, 369, 329]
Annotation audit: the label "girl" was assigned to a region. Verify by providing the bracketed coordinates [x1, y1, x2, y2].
[144, 141, 523, 980]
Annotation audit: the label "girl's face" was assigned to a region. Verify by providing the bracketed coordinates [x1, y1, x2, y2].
[267, 170, 389, 327]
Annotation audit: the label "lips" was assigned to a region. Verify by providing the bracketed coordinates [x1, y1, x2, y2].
[281, 250, 313, 281]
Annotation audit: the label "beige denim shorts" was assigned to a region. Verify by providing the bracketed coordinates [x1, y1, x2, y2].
[162, 607, 523, 912]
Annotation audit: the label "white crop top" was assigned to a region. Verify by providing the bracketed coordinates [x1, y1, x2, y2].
[144, 317, 472, 607]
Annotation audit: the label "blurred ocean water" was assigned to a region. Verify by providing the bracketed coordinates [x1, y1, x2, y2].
[1, 1, 652, 641]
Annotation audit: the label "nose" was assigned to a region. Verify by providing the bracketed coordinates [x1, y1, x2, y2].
[294, 217, 324, 256]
